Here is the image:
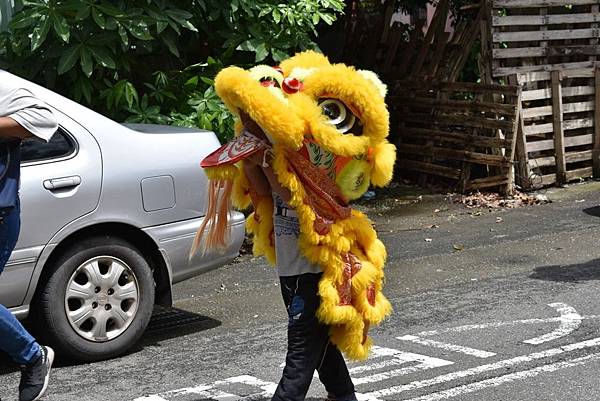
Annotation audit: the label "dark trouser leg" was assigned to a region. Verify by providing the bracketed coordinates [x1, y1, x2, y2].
[318, 342, 356, 400]
[272, 273, 355, 401]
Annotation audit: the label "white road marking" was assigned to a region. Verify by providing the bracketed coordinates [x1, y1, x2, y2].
[352, 352, 453, 385]
[416, 305, 596, 339]
[397, 335, 496, 358]
[133, 375, 277, 401]
[523, 302, 582, 345]
[402, 352, 600, 401]
[361, 336, 600, 401]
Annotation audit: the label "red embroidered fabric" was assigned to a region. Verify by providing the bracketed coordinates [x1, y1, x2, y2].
[285, 149, 351, 234]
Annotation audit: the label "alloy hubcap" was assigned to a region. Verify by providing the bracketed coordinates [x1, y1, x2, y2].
[65, 256, 140, 342]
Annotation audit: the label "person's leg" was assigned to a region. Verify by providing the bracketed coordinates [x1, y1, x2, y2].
[318, 343, 356, 401]
[0, 204, 41, 365]
[0, 204, 54, 401]
[272, 273, 331, 401]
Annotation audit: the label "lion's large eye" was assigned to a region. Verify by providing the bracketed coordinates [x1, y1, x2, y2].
[319, 98, 361, 135]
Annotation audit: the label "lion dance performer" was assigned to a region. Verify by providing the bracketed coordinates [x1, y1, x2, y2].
[191, 51, 396, 401]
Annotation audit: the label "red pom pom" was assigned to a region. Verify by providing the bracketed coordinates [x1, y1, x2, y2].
[282, 77, 303, 94]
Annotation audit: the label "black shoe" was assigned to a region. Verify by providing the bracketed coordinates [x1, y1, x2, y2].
[19, 346, 54, 401]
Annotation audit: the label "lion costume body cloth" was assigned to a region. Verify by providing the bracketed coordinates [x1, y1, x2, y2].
[192, 51, 397, 360]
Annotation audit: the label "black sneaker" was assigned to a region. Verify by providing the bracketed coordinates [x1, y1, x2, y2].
[19, 346, 54, 401]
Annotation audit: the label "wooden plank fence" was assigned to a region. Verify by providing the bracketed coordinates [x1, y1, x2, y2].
[512, 68, 599, 188]
[392, 81, 522, 193]
[485, 0, 600, 188]
[489, 0, 600, 78]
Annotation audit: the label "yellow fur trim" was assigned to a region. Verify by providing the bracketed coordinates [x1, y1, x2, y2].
[249, 64, 284, 87]
[215, 67, 305, 149]
[370, 142, 397, 187]
[279, 50, 330, 76]
[245, 197, 276, 265]
[231, 163, 251, 210]
[357, 70, 388, 98]
[204, 165, 238, 181]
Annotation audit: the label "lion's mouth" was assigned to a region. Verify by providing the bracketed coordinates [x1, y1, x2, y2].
[240, 111, 272, 146]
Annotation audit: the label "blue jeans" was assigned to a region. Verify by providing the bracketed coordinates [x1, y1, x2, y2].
[0, 203, 40, 365]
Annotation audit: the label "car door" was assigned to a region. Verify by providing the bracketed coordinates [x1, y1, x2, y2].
[0, 109, 102, 307]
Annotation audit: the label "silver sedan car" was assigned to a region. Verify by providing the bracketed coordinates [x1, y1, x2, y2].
[1, 70, 245, 361]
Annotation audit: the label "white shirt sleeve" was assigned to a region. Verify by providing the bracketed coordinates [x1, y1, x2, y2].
[3, 88, 58, 142]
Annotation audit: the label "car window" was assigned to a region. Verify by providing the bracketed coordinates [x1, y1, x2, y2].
[20, 127, 75, 164]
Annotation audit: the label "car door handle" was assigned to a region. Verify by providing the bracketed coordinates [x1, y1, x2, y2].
[43, 176, 81, 190]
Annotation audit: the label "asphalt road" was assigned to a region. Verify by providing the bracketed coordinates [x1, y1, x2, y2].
[3, 182, 600, 401]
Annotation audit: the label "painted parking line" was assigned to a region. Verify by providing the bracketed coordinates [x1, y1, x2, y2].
[416, 303, 597, 344]
[360, 336, 600, 401]
[352, 350, 453, 385]
[402, 352, 600, 401]
[523, 302, 582, 345]
[397, 335, 496, 358]
[133, 375, 277, 401]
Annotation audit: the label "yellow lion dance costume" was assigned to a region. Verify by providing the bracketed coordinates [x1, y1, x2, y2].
[192, 51, 396, 360]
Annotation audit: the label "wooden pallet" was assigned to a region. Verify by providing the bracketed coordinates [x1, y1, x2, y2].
[392, 81, 522, 193]
[512, 68, 600, 188]
[483, 0, 600, 188]
[489, 0, 600, 78]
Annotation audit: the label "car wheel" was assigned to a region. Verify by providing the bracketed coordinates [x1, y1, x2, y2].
[36, 236, 155, 362]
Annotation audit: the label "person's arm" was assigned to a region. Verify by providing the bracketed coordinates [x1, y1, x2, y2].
[0, 88, 58, 142]
[242, 159, 272, 197]
[242, 149, 292, 203]
[0, 116, 33, 140]
[261, 163, 292, 204]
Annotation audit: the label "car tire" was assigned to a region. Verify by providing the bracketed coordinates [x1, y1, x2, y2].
[36, 236, 155, 362]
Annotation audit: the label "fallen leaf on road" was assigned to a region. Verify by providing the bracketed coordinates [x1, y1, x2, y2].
[496, 217, 503, 223]
[453, 243, 465, 251]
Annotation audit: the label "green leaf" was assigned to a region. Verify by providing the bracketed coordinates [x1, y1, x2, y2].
[320, 12, 334, 25]
[10, 10, 40, 29]
[90, 47, 116, 69]
[92, 7, 107, 29]
[97, 1, 124, 17]
[162, 33, 179, 57]
[126, 21, 154, 40]
[75, 5, 91, 20]
[166, 9, 198, 32]
[272, 8, 281, 24]
[271, 48, 289, 62]
[124, 82, 139, 108]
[156, 20, 168, 34]
[117, 23, 129, 47]
[80, 46, 94, 77]
[31, 15, 51, 51]
[200, 76, 214, 85]
[185, 75, 199, 89]
[53, 13, 70, 42]
[237, 38, 262, 52]
[254, 42, 268, 62]
[57, 44, 81, 75]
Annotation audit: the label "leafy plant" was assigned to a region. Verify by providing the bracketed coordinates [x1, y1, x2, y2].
[0, 0, 345, 142]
